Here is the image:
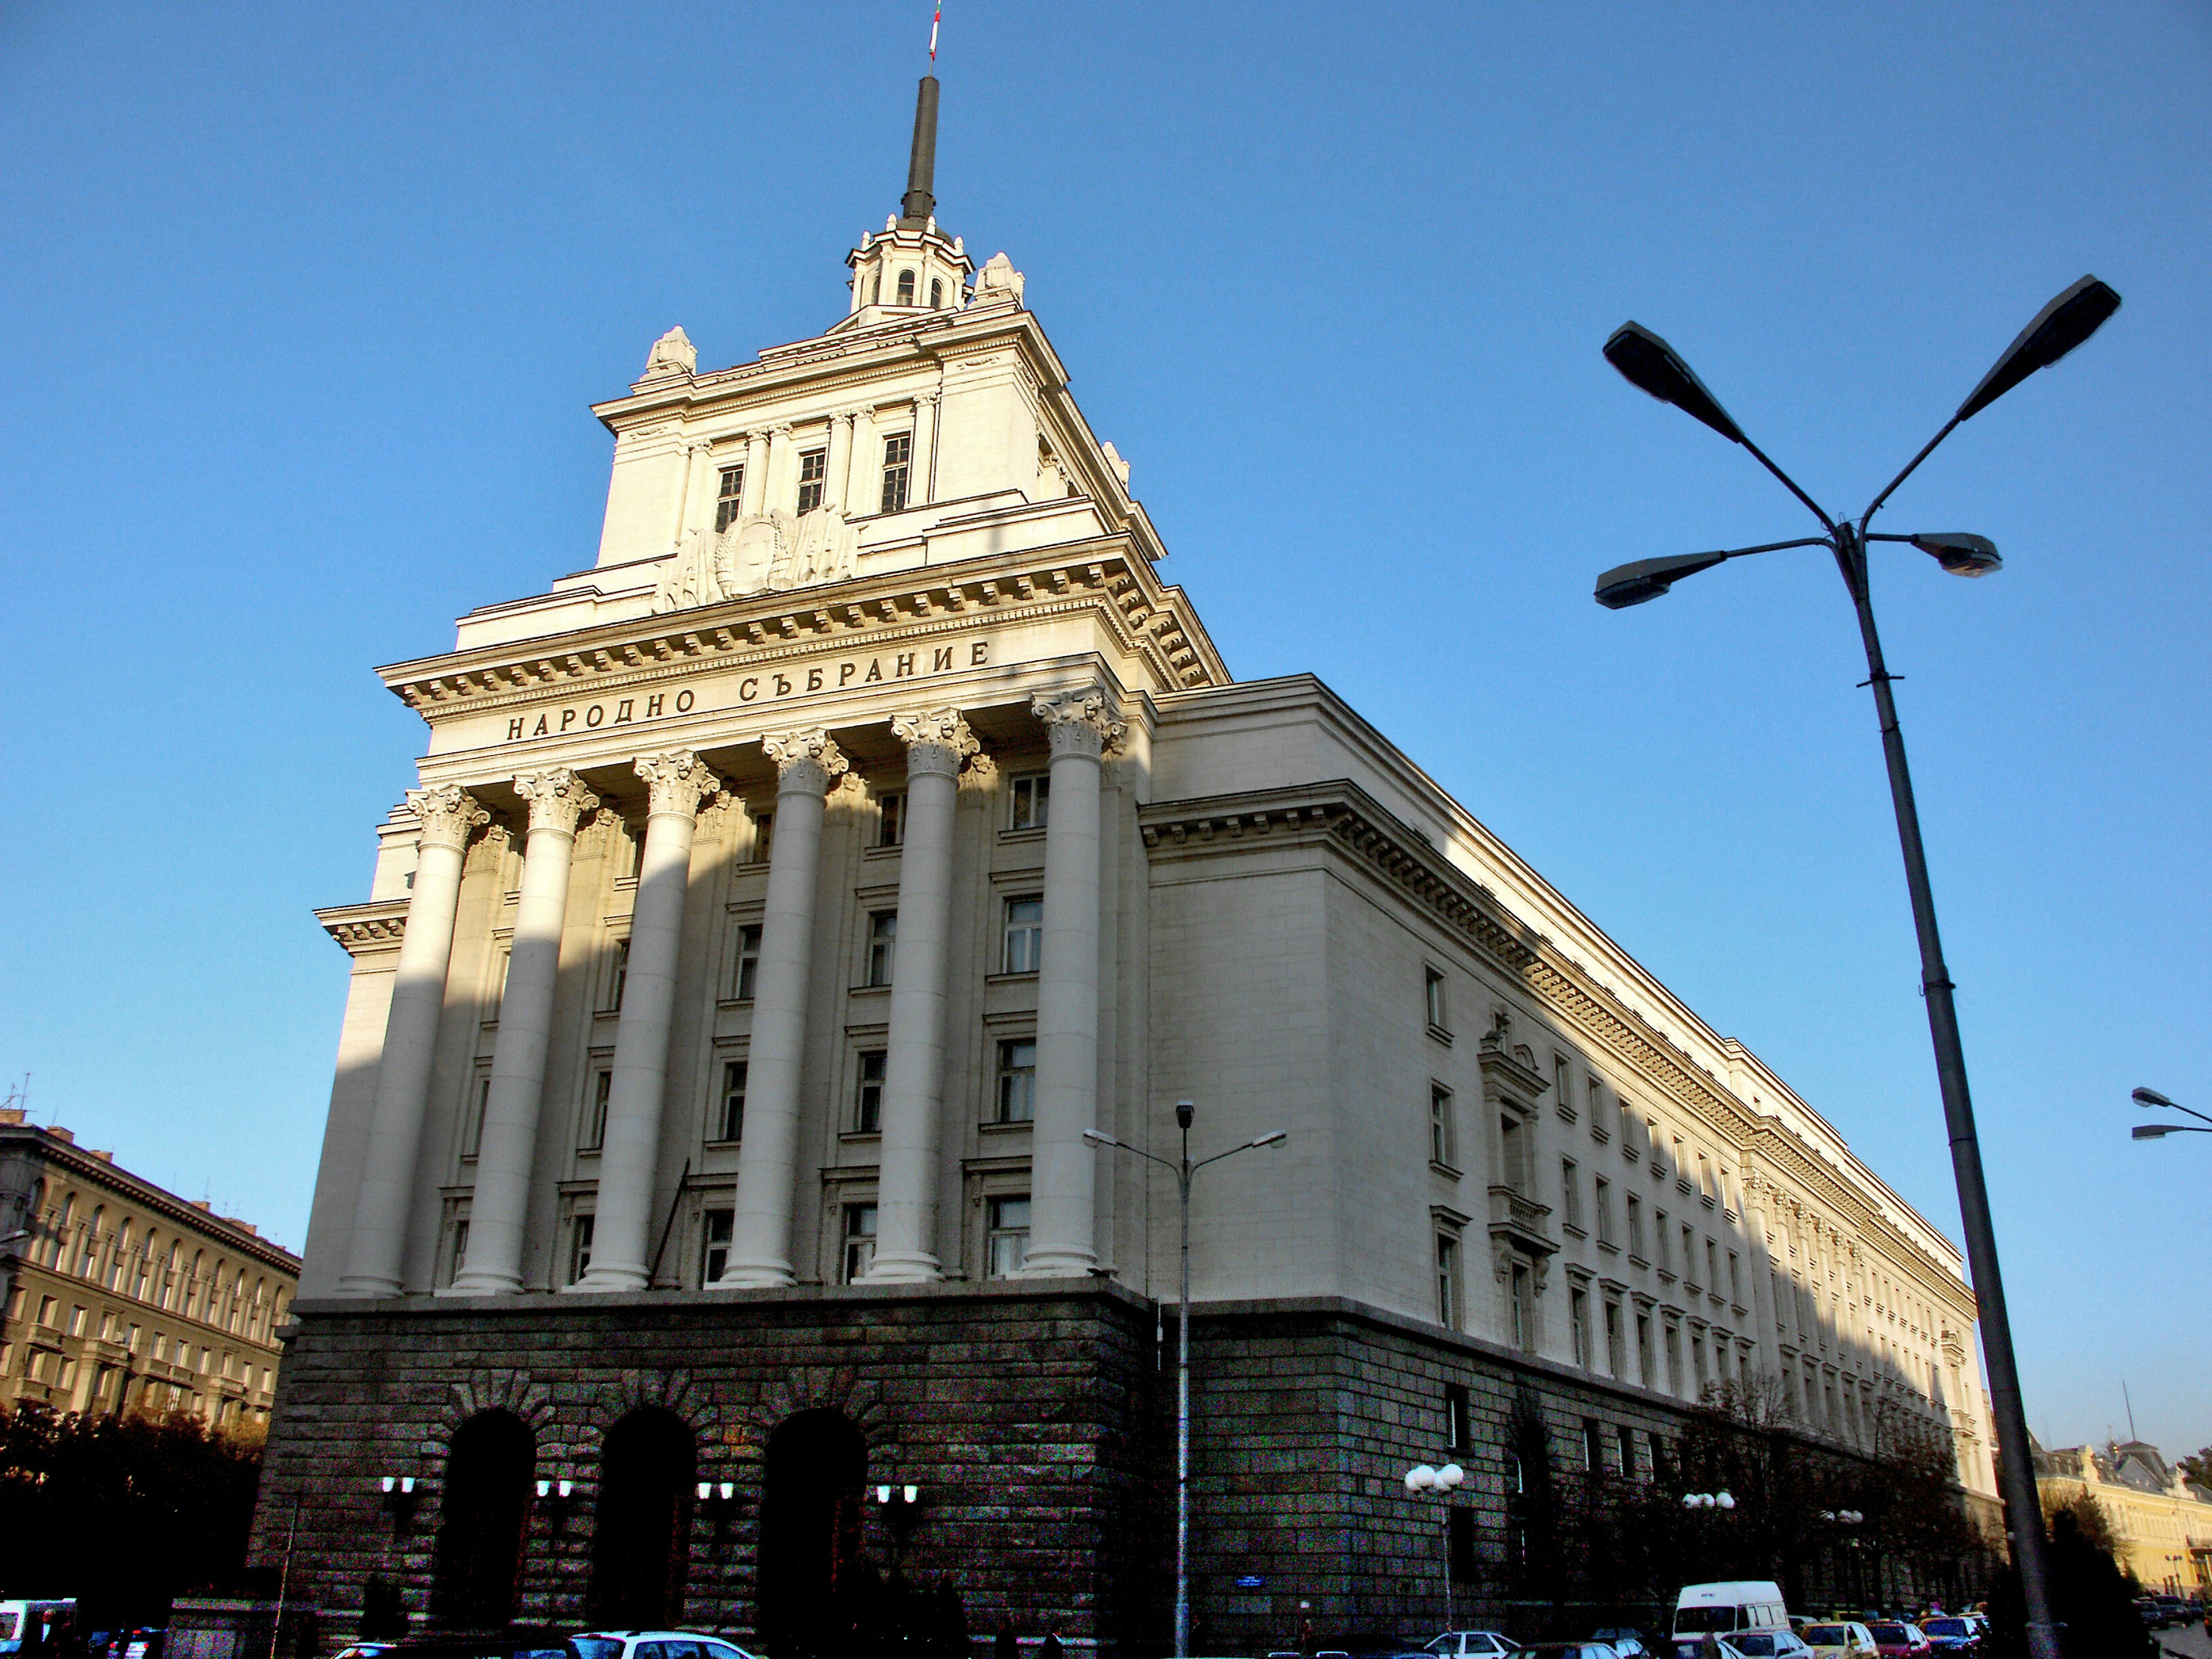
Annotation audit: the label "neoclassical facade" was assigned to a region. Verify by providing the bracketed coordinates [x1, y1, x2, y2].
[257, 77, 2002, 1651]
[0, 1108, 300, 1429]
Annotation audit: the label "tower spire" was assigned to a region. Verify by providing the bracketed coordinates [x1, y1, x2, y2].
[899, 74, 939, 227]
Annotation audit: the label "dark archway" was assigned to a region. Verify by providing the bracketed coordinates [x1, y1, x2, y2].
[588, 1407, 697, 1629]
[758, 1408, 869, 1659]
[430, 1410, 536, 1628]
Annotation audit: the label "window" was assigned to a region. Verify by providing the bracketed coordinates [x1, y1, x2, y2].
[567, 1216, 593, 1285]
[715, 464, 745, 532]
[895, 268, 916, 305]
[986, 1196, 1030, 1278]
[877, 790, 904, 847]
[1594, 1176, 1614, 1245]
[1692, 1327, 1709, 1392]
[797, 448, 827, 513]
[1682, 1224, 1698, 1284]
[1554, 1054, 1572, 1109]
[1604, 1296, 1626, 1377]
[929, 276, 944, 309]
[715, 1060, 748, 1142]
[1010, 772, 1049, 829]
[1618, 1423, 1638, 1480]
[866, 911, 897, 986]
[1509, 1262, 1533, 1350]
[1430, 1086, 1455, 1166]
[1664, 1320, 1682, 1395]
[1444, 1383, 1471, 1450]
[700, 1209, 733, 1285]
[880, 431, 912, 514]
[853, 1051, 887, 1132]
[1499, 1113, 1528, 1194]
[734, 925, 762, 999]
[1571, 1287, 1591, 1368]
[1706, 1239, 1720, 1292]
[1560, 1159, 1581, 1229]
[1655, 1209, 1671, 1273]
[1435, 1234, 1460, 1328]
[1619, 1099, 1635, 1149]
[608, 940, 630, 1012]
[1588, 1076, 1603, 1129]
[1425, 967, 1448, 1033]
[1728, 1249, 1742, 1305]
[445, 1220, 469, 1288]
[582, 1070, 612, 1150]
[1582, 1418, 1603, 1471]
[467, 1077, 490, 1157]
[1002, 896, 1043, 973]
[1627, 1194, 1645, 1259]
[843, 1203, 878, 1282]
[995, 1040, 1037, 1123]
[69, 1305, 86, 1336]
[749, 811, 774, 864]
[1635, 1310, 1653, 1387]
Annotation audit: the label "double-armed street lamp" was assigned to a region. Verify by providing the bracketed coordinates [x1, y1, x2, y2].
[1404, 1460, 1467, 1628]
[1086, 1103, 1287, 1659]
[1594, 273, 2122, 1659]
[2130, 1087, 2211, 1142]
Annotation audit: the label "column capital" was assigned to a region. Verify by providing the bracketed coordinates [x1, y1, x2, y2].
[762, 729, 850, 795]
[914, 390, 940, 411]
[514, 768, 601, 837]
[1031, 687, 1126, 759]
[891, 709, 979, 779]
[407, 785, 489, 853]
[635, 751, 723, 816]
[770, 422, 794, 440]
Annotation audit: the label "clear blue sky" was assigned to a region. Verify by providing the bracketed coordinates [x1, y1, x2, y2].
[2, 3, 2205, 1454]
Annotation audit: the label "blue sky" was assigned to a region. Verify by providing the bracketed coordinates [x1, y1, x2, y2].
[2, 3, 2205, 1453]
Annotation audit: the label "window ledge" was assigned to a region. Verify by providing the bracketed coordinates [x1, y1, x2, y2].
[1560, 1222, 1588, 1241]
[1628, 1253, 1650, 1270]
[850, 983, 892, 997]
[1596, 1239, 1620, 1255]
[1426, 1023, 1453, 1048]
[1429, 1160, 1462, 1180]
[714, 997, 757, 1010]
[984, 970, 1040, 985]
[863, 844, 903, 861]
[979, 1119, 1033, 1135]
[839, 1130, 882, 1145]
[998, 825, 1048, 845]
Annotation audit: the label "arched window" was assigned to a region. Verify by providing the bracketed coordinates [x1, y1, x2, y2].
[896, 268, 916, 305]
[188, 1251, 206, 1317]
[250, 1278, 267, 1339]
[82, 1206, 105, 1277]
[51, 1194, 75, 1267]
[134, 1233, 155, 1301]
[758, 1409, 868, 1658]
[162, 1240, 181, 1310]
[229, 1270, 247, 1332]
[588, 1408, 696, 1629]
[929, 277, 944, 308]
[868, 270, 881, 305]
[431, 1410, 536, 1628]
[109, 1221, 133, 1289]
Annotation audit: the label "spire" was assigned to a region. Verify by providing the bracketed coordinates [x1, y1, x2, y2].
[899, 74, 939, 227]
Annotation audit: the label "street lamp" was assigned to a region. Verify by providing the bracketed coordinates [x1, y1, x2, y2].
[1596, 274, 2121, 1659]
[2131, 1087, 2212, 1141]
[1085, 1103, 1287, 1659]
[1405, 1461, 1467, 1629]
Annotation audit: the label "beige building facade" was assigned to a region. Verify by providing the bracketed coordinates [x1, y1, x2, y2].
[0, 1109, 300, 1430]
[2037, 1439, 2212, 1597]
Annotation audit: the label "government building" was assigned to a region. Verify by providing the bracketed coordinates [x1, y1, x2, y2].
[0, 1107, 300, 1429]
[255, 74, 2004, 1652]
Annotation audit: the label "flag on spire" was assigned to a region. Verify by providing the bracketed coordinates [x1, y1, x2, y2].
[929, 6, 941, 62]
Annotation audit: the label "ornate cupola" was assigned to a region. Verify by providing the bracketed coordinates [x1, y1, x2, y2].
[838, 74, 976, 331]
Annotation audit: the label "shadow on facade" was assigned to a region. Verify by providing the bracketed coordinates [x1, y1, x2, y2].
[758, 1408, 868, 1659]
[430, 1410, 535, 1628]
[589, 1408, 698, 1629]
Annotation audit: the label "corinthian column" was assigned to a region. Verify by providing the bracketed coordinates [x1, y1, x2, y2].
[740, 429, 770, 518]
[571, 751, 721, 1292]
[339, 784, 488, 1297]
[865, 710, 979, 1282]
[714, 729, 849, 1288]
[826, 409, 859, 512]
[1020, 687, 1124, 1278]
[450, 768, 598, 1296]
[908, 391, 939, 507]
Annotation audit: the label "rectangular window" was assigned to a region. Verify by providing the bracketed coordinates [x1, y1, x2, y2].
[734, 925, 763, 1000]
[36, 1296, 55, 1330]
[995, 1040, 1037, 1123]
[749, 810, 774, 865]
[878, 790, 904, 847]
[1706, 1239, 1720, 1292]
[567, 1215, 594, 1286]
[1692, 1328, 1709, 1392]
[1627, 1195, 1645, 1259]
[1448, 1508, 1479, 1582]
[445, 1219, 469, 1288]
[880, 431, 912, 514]
[1010, 772, 1050, 830]
[1588, 1075, 1603, 1128]
[715, 464, 745, 532]
[1664, 1321, 1682, 1396]
[608, 939, 630, 1012]
[1560, 1158, 1581, 1229]
[986, 1196, 1030, 1278]
[69, 1305, 86, 1336]
[1002, 896, 1044, 974]
[1604, 1296, 1625, 1377]
[866, 911, 897, 986]
[1683, 1224, 1698, 1284]
[1728, 1249, 1742, 1305]
[1594, 1176, 1614, 1245]
[716, 1060, 748, 1143]
[797, 447, 827, 513]
[843, 1203, 877, 1283]
[854, 1050, 887, 1132]
[1430, 1085, 1455, 1166]
[1635, 1310, 1653, 1387]
[1619, 1099, 1634, 1147]
[1555, 1053, 1573, 1109]
[1500, 1113, 1528, 1194]
[1436, 1234, 1461, 1328]
[1618, 1423, 1638, 1480]
[1444, 1382, 1471, 1450]
[1582, 1417, 1602, 1472]
[1510, 1261, 1533, 1350]
[1656, 1210, 1671, 1273]
[582, 1070, 612, 1150]
[1425, 967, 1447, 1032]
[467, 1075, 490, 1157]
[1570, 1287, 1591, 1368]
[700, 1208, 733, 1286]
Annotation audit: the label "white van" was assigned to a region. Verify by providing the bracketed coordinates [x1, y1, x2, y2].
[1673, 1581, 1791, 1642]
[0, 1602, 77, 1658]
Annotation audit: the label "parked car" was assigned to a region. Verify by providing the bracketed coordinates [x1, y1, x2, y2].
[1591, 1630, 1651, 1657]
[1800, 1622, 1877, 1657]
[1714, 1634, 1810, 1657]
[565, 1638, 759, 1659]
[1425, 1633, 1522, 1658]
[1519, 1645, 1619, 1659]
[1862, 1626, 1928, 1659]
[1915, 1616, 1978, 1653]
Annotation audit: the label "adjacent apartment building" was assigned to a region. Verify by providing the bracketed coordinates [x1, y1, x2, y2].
[0, 1108, 300, 1430]
[2036, 1437, 2212, 1598]
[252, 73, 2005, 1653]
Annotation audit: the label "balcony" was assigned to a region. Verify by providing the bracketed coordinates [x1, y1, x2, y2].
[1488, 1184, 1558, 1258]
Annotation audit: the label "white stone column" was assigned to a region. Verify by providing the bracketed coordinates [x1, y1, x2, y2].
[826, 409, 858, 513]
[740, 429, 770, 518]
[865, 710, 979, 1282]
[338, 784, 487, 1297]
[571, 751, 721, 1292]
[449, 768, 597, 1296]
[1020, 687, 1124, 1277]
[668, 438, 710, 551]
[908, 392, 939, 507]
[844, 406, 881, 516]
[763, 422, 794, 515]
[714, 729, 849, 1288]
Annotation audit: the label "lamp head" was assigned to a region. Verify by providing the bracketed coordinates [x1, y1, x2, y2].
[1956, 276, 2122, 423]
[1908, 532, 2002, 577]
[1603, 323, 1747, 444]
[1715, 1491, 1736, 1510]
[1594, 550, 1730, 609]
[2132, 1124, 2174, 1140]
[2133, 1087, 2176, 1110]
[1405, 1464, 1438, 1492]
[1253, 1130, 1288, 1149]
[1176, 1101, 1194, 1131]
[1435, 1463, 1465, 1490]
[1082, 1128, 1119, 1150]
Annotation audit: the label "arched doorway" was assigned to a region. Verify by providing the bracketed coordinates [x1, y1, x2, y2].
[757, 1409, 869, 1659]
[430, 1410, 536, 1628]
[589, 1408, 697, 1628]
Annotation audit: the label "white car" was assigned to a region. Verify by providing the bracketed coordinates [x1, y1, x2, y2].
[565, 1635, 761, 1659]
[1425, 1633, 1521, 1658]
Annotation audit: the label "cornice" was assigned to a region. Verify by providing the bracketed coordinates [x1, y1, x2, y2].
[316, 900, 410, 955]
[379, 541, 1225, 721]
[1, 1126, 302, 1275]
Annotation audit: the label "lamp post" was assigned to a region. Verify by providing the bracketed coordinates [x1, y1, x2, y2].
[2130, 1088, 2211, 1142]
[1405, 1461, 1467, 1630]
[1594, 274, 2121, 1659]
[1085, 1103, 1287, 1659]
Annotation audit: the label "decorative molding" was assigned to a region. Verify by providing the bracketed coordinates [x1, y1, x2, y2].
[514, 768, 600, 837]
[635, 751, 722, 817]
[762, 728, 850, 795]
[1031, 685, 1126, 758]
[890, 707, 979, 777]
[317, 902, 409, 953]
[407, 785, 488, 852]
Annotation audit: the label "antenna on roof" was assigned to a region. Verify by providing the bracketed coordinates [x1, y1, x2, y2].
[929, 3, 941, 63]
[2123, 1380, 2137, 1443]
[900, 71, 940, 226]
